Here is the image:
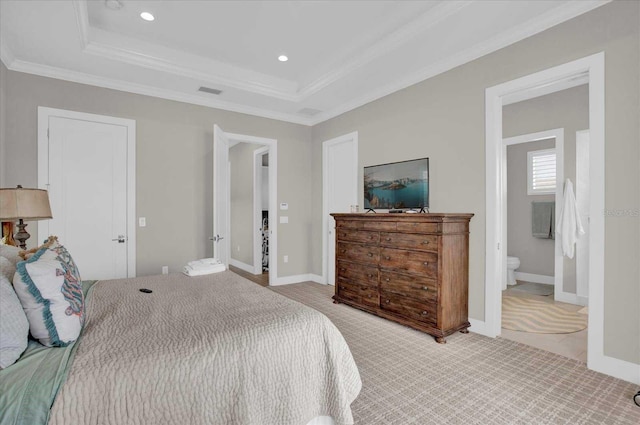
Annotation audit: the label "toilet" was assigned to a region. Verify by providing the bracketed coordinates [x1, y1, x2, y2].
[506, 256, 521, 287]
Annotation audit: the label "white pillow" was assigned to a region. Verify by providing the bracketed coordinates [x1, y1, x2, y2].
[13, 238, 84, 347]
[0, 244, 21, 267]
[0, 275, 29, 369]
[0, 256, 16, 282]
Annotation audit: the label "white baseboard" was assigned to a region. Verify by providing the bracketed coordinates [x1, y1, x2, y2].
[309, 274, 325, 284]
[577, 295, 588, 306]
[271, 273, 322, 286]
[555, 291, 580, 305]
[229, 259, 255, 274]
[514, 272, 554, 285]
[468, 318, 492, 337]
[590, 353, 640, 385]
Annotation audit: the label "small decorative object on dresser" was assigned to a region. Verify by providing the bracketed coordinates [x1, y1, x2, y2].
[331, 213, 474, 343]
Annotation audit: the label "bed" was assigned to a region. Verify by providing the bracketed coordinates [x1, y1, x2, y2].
[0, 272, 361, 425]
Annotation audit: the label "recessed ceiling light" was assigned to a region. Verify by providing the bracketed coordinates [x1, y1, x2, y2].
[278, 55, 288, 62]
[140, 12, 155, 21]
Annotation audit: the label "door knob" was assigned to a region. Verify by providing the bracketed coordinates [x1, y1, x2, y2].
[112, 235, 126, 243]
[209, 235, 224, 242]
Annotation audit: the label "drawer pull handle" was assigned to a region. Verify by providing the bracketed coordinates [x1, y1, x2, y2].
[422, 286, 429, 291]
[421, 311, 428, 316]
[340, 268, 346, 272]
[386, 237, 392, 241]
[385, 256, 391, 260]
[341, 249, 346, 253]
[385, 278, 390, 282]
[369, 235, 374, 239]
[385, 299, 390, 304]
[367, 294, 372, 298]
[367, 274, 373, 278]
[423, 262, 429, 266]
[422, 240, 430, 245]
[367, 253, 373, 257]
[340, 286, 345, 290]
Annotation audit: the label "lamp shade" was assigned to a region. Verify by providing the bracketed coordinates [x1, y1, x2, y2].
[0, 188, 52, 221]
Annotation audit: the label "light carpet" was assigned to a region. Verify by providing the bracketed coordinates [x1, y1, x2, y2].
[502, 295, 587, 334]
[270, 283, 638, 425]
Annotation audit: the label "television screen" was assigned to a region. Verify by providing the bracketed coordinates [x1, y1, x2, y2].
[364, 158, 429, 210]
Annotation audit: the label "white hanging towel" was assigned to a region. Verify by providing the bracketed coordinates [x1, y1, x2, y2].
[556, 178, 585, 259]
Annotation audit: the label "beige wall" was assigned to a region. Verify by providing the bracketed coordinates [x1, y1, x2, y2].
[311, 1, 639, 363]
[229, 142, 261, 267]
[506, 139, 556, 277]
[0, 61, 6, 187]
[504, 85, 589, 294]
[1, 70, 312, 278]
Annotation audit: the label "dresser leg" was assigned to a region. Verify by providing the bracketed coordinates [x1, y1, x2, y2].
[435, 337, 447, 344]
[460, 329, 469, 334]
[332, 299, 340, 304]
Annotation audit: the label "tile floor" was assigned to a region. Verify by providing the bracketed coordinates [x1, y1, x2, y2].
[500, 281, 588, 362]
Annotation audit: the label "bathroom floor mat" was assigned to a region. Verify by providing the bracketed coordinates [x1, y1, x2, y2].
[510, 281, 554, 296]
[502, 296, 587, 333]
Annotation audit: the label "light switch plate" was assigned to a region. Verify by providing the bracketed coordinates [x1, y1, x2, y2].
[139, 217, 146, 227]
[280, 203, 288, 210]
[280, 216, 288, 224]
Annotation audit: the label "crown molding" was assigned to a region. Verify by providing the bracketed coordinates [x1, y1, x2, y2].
[71, 0, 90, 49]
[73, 1, 299, 102]
[6, 59, 313, 126]
[297, 0, 473, 99]
[308, 0, 610, 125]
[0, 43, 13, 69]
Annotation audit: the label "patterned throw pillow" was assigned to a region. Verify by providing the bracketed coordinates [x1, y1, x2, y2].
[0, 275, 29, 369]
[0, 244, 21, 267]
[13, 237, 84, 347]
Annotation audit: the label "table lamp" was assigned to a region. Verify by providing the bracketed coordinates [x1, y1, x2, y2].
[0, 185, 53, 249]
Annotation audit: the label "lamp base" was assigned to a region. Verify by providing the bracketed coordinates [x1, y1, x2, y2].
[15, 219, 30, 250]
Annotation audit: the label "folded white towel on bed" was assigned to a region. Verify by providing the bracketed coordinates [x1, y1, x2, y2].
[183, 258, 226, 276]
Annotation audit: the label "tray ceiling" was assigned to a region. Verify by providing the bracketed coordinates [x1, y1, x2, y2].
[0, 0, 609, 125]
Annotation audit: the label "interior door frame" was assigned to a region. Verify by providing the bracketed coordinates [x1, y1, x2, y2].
[485, 52, 619, 380]
[37, 106, 137, 277]
[322, 131, 358, 285]
[253, 146, 269, 275]
[214, 125, 278, 286]
[502, 128, 565, 302]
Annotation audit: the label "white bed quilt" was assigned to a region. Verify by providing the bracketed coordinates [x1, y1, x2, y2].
[48, 272, 361, 425]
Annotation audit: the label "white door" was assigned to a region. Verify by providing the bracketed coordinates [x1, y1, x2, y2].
[39, 110, 135, 280]
[323, 132, 358, 285]
[213, 125, 230, 266]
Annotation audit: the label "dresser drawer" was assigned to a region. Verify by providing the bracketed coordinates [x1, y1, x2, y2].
[380, 271, 437, 302]
[337, 280, 378, 307]
[380, 291, 437, 325]
[336, 220, 361, 229]
[362, 221, 396, 232]
[337, 260, 378, 285]
[396, 221, 439, 234]
[380, 232, 437, 252]
[380, 248, 438, 277]
[337, 242, 379, 264]
[337, 229, 379, 244]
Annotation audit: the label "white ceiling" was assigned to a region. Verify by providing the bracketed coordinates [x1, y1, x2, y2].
[0, 0, 609, 125]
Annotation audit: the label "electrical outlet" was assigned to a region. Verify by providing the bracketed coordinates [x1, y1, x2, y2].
[284, 255, 288, 263]
[162, 266, 168, 275]
[138, 217, 146, 227]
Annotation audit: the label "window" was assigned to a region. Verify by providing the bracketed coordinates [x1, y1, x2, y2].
[528, 148, 556, 195]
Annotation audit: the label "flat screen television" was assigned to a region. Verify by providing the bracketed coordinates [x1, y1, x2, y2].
[364, 157, 429, 211]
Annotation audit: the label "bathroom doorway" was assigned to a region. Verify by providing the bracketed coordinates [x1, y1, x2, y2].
[498, 83, 590, 363]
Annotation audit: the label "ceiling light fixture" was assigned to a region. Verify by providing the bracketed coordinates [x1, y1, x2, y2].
[278, 55, 288, 62]
[140, 12, 155, 21]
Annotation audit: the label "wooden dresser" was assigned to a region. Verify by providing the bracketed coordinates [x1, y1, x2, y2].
[331, 213, 473, 343]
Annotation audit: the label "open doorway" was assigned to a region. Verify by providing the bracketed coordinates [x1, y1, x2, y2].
[213, 125, 277, 286]
[485, 52, 609, 377]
